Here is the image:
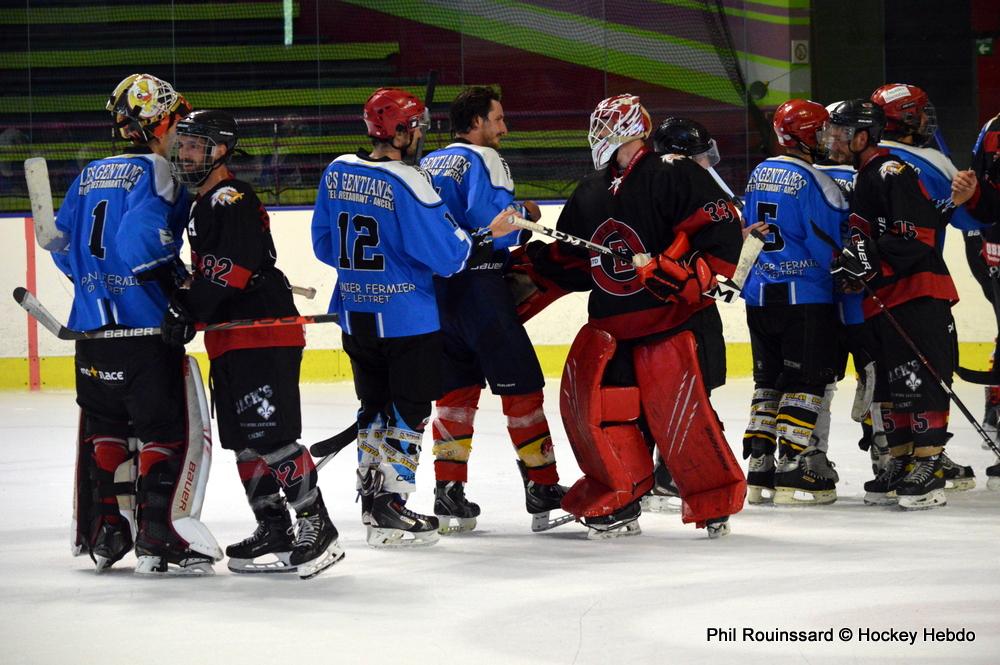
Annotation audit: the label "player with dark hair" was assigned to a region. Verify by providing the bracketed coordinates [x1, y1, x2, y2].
[312, 87, 519, 547]
[165, 110, 342, 579]
[739, 99, 849, 506]
[420, 85, 572, 534]
[512, 94, 746, 538]
[51, 74, 222, 575]
[825, 99, 959, 510]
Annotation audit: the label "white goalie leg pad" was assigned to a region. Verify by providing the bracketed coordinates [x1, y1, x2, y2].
[809, 383, 837, 453]
[852, 361, 876, 422]
[167, 356, 222, 561]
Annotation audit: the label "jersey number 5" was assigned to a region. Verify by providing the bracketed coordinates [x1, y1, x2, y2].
[337, 213, 385, 271]
[756, 202, 784, 252]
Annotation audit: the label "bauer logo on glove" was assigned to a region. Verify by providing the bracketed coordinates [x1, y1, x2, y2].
[830, 236, 880, 292]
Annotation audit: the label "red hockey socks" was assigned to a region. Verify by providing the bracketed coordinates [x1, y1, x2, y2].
[502, 391, 559, 485]
[433, 385, 481, 483]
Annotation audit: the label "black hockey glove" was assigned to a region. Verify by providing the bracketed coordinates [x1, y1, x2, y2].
[161, 298, 196, 347]
[830, 237, 879, 293]
[465, 228, 496, 270]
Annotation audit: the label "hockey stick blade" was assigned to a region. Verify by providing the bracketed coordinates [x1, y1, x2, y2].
[13, 286, 76, 339]
[955, 366, 1000, 386]
[24, 158, 68, 253]
[311, 422, 359, 470]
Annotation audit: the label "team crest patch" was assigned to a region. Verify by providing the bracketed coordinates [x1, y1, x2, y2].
[211, 186, 244, 207]
[879, 161, 906, 179]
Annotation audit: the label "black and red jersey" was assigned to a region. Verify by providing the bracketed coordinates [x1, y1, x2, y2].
[542, 147, 742, 340]
[179, 177, 304, 359]
[847, 149, 957, 317]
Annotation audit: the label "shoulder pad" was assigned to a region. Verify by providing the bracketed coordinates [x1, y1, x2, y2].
[339, 154, 441, 206]
[138, 153, 180, 203]
[452, 143, 513, 190]
[807, 164, 848, 209]
[885, 141, 957, 179]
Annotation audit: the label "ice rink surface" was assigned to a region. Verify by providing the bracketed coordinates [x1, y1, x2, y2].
[1, 377, 998, 665]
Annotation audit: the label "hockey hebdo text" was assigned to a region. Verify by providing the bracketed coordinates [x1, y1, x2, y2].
[706, 626, 975, 646]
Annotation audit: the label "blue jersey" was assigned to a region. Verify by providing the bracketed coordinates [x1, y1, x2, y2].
[420, 142, 526, 262]
[881, 140, 986, 234]
[742, 156, 849, 307]
[52, 149, 187, 329]
[312, 152, 474, 337]
[814, 163, 864, 324]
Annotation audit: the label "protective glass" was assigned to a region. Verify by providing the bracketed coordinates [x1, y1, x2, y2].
[693, 138, 721, 167]
[170, 133, 218, 187]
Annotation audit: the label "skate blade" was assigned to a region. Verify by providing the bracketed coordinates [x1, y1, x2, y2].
[773, 488, 836, 506]
[298, 541, 346, 580]
[586, 521, 641, 540]
[227, 552, 297, 575]
[863, 491, 898, 506]
[944, 478, 976, 492]
[706, 522, 730, 539]
[898, 489, 947, 511]
[746, 485, 774, 505]
[366, 527, 440, 549]
[640, 495, 681, 513]
[531, 510, 576, 532]
[134, 555, 215, 577]
[436, 516, 477, 535]
[987, 476, 1000, 491]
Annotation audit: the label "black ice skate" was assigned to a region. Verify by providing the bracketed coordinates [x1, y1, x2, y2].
[134, 521, 216, 576]
[863, 455, 911, 506]
[987, 461, 1000, 490]
[939, 452, 976, 491]
[982, 387, 1000, 451]
[772, 447, 838, 506]
[90, 518, 133, 573]
[584, 500, 642, 540]
[226, 506, 296, 574]
[367, 492, 440, 548]
[640, 460, 681, 513]
[357, 467, 377, 526]
[289, 490, 345, 580]
[746, 440, 776, 505]
[434, 481, 480, 535]
[896, 455, 947, 511]
[517, 461, 574, 532]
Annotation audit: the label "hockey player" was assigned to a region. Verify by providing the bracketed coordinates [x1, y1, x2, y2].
[739, 99, 848, 506]
[419, 86, 571, 534]
[165, 110, 342, 579]
[511, 94, 746, 538]
[825, 99, 959, 510]
[52, 74, 221, 574]
[312, 87, 519, 547]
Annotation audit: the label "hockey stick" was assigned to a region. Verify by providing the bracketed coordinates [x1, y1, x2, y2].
[810, 221, 1000, 457]
[291, 285, 317, 300]
[411, 69, 438, 165]
[311, 421, 360, 471]
[509, 217, 765, 304]
[24, 157, 69, 252]
[13, 287, 339, 341]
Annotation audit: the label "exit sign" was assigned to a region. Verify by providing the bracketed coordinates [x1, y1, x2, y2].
[977, 38, 994, 56]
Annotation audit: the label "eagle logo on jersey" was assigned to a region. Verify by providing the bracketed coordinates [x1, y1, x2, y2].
[878, 161, 907, 180]
[590, 218, 647, 296]
[210, 186, 244, 207]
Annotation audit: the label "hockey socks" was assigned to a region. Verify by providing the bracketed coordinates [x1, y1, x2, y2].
[502, 392, 559, 485]
[89, 435, 133, 570]
[432, 386, 480, 483]
[743, 388, 778, 504]
[235, 449, 284, 512]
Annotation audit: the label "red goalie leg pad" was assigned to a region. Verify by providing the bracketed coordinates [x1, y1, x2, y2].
[560, 324, 654, 517]
[633, 331, 745, 525]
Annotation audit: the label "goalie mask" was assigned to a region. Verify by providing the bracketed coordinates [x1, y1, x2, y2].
[871, 83, 937, 147]
[171, 110, 240, 188]
[107, 74, 191, 144]
[588, 94, 652, 170]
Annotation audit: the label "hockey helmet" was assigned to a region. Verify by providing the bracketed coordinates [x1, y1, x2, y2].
[827, 99, 886, 143]
[772, 98, 830, 158]
[363, 87, 428, 140]
[871, 83, 937, 146]
[588, 94, 652, 170]
[653, 117, 720, 167]
[107, 73, 191, 143]
[171, 110, 240, 187]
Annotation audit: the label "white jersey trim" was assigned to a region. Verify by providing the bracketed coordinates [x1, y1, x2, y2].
[334, 153, 442, 206]
[769, 155, 848, 211]
[880, 140, 958, 179]
[443, 143, 514, 192]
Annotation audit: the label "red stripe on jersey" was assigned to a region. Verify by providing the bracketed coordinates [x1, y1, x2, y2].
[205, 325, 305, 360]
[673, 208, 714, 239]
[222, 263, 253, 289]
[863, 273, 958, 318]
[590, 297, 714, 340]
[704, 253, 736, 279]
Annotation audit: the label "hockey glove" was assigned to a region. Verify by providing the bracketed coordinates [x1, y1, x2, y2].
[503, 242, 572, 323]
[465, 228, 496, 270]
[161, 298, 196, 347]
[830, 237, 879, 293]
[635, 233, 714, 305]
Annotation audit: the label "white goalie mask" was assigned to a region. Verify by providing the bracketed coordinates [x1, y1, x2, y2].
[588, 94, 652, 170]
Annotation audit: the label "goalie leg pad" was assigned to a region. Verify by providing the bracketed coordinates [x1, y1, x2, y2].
[560, 324, 654, 518]
[633, 331, 746, 526]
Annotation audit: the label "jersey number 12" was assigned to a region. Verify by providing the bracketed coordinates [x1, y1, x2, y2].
[337, 212, 385, 271]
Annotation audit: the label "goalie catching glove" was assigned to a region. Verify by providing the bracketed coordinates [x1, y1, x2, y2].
[634, 232, 714, 305]
[830, 236, 879, 292]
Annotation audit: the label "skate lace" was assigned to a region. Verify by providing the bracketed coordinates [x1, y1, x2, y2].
[294, 514, 321, 548]
[903, 458, 936, 485]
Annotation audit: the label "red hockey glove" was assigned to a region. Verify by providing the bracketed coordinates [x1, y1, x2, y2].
[635, 233, 714, 305]
[504, 242, 570, 322]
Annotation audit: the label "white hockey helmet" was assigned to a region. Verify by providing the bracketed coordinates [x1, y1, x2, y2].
[588, 94, 652, 170]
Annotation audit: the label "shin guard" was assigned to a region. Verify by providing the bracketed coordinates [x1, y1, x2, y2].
[502, 391, 559, 485]
[432, 386, 480, 483]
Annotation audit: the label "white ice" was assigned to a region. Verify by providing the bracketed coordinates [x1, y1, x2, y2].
[1, 378, 998, 665]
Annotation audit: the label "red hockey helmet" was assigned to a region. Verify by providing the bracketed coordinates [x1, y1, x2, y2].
[363, 87, 428, 140]
[871, 83, 936, 145]
[772, 99, 830, 157]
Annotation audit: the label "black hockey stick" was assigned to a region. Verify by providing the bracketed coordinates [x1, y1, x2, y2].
[810, 221, 1000, 457]
[411, 69, 438, 165]
[954, 276, 1000, 385]
[14, 287, 339, 341]
[312, 421, 359, 471]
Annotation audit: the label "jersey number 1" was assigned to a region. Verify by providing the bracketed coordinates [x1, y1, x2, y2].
[337, 213, 384, 271]
[89, 200, 108, 260]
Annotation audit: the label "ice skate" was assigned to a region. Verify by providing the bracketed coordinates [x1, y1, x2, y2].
[584, 500, 641, 540]
[289, 491, 345, 580]
[863, 455, 911, 506]
[640, 461, 681, 512]
[939, 452, 976, 491]
[987, 461, 1000, 490]
[896, 455, 947, 511]
[518, 461, 574, 532]
[982, 388, 1000, 451]
[90, 519, 133, 573]
[705, 516, 730, 539]
[134, 522, 216, 576]
[226, 506, 296, 574]
[367, 492, 440, 548]
[746, 441, 775, 505]
[357, 467, 377, 527]
[772, 447, 838, 506]
[434, 481, 480, 535]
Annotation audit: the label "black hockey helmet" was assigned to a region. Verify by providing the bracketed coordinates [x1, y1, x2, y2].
[171, 109, 240, 187]
[653, 117, 712, 155]
[828, 99, 885, 144]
